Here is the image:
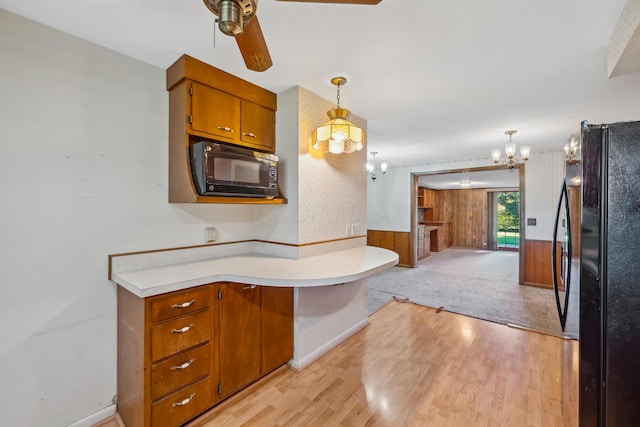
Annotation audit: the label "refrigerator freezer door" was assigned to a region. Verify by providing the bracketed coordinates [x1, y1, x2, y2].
[602, 121, 640, 426]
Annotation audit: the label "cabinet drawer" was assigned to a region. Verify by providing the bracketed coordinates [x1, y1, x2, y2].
[151, 310, 211, 362]
[151, 376, 212, 427]
[151, 343, 211, 401]
[151, 286, 212, 323]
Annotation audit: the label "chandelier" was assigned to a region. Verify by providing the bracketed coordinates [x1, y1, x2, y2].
[366, 151, 387, 181]
[312, 77, 365, 154]
[491, 130, 530, 171]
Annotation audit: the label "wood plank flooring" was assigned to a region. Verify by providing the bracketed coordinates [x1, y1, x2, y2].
[99, 301, 578, 426]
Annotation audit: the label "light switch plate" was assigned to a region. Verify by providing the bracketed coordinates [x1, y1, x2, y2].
[527, 218, 537, 226]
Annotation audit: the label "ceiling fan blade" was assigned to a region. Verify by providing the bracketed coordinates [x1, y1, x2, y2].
[277, 0, 382, 4]
[235, 16, 273, 72]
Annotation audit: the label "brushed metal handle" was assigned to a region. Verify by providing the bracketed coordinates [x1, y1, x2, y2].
[171, 323, 195, 334]
[217, 126, 234, 133]
[172, 299, 195, 309]
[243, 132, 256, 138]
[170, 358, 195, 371]
[243, 284, 257, 290]
[172, 393, 195, 407]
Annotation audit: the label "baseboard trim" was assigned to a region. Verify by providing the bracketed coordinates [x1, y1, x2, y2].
[288, 318, 370, 371]
[68, 404, 117, 427]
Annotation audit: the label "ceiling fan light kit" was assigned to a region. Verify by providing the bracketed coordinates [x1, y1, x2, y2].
[203, 0, 382, 72]
[312, 76, 365, 154]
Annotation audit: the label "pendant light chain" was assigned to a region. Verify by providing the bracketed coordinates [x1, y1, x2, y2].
[336, 82, 341, 109]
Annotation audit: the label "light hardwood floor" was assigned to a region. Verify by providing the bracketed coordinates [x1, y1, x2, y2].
[102, 301, 578, 427]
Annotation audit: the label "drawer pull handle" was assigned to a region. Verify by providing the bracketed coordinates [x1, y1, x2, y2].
[172, 299, 195, 309]
[171, 323, 195, 334]
[243, 132, 256, 138]
[217, 126, 234, 133]
[243, 284, 257, 290]
[172, 393, 196, 407]
[170, 358, 195, 371]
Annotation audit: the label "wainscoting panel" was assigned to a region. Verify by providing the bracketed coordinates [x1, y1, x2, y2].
[524, 239, 562, 288]
[367, 230, 411, 267]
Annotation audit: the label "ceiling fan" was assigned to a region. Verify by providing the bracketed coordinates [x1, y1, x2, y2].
[202, 0, 382, 72]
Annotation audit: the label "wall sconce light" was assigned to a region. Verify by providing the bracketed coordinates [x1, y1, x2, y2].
[366, 151, 387, 181]
[564, 137, 579, 161]
[491, 130, 530, 171]
[312, 77, 365, 154]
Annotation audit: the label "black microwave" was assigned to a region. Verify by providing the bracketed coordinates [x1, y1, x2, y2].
[189, 139, 279, 198]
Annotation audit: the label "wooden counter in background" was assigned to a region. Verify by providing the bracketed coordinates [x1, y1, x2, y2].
[421, 221, 453, 252]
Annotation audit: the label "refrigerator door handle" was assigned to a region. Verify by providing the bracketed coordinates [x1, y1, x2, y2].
[552, 178, 572, 332]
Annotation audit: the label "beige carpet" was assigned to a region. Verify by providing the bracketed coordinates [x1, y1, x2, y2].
[367, 248, 579, 338]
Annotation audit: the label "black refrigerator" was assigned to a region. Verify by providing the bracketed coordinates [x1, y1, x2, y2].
[577, 120, 640, 426]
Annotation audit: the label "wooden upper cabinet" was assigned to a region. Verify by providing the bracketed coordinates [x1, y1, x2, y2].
[166, 55, 283, 203]
[190, 82, 241, 143]
[240, 100, 276, 152]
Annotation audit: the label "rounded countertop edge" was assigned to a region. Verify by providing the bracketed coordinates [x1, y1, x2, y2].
[112, 246, 399, 298]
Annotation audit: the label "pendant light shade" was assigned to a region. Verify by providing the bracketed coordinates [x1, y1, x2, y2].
[312, 77, 365, 154]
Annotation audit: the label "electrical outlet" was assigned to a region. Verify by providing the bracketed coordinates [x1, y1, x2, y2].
[205, 227, 217, 243]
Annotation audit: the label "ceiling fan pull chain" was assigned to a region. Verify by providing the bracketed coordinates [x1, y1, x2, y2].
[213, 19, 217, 47]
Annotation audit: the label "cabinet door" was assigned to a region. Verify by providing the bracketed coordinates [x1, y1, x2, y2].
[190, 82, 240, 143]
[219, 283, 262, 398]
[261, 287, 293, 374]
[240, 100, 275, 152]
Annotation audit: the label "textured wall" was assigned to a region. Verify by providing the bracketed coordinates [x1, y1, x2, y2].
[297, 87, 367, 244]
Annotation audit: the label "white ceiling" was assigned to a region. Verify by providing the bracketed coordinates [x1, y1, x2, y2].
[2, 0, 639, 168]
[417, 169, 519, 190]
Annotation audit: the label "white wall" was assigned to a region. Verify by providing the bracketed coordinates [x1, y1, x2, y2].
[0, 10, 370, 425]
[0, 10, 260, 426]
[367, 151, 565, 241]
[524, 150, 566, 240]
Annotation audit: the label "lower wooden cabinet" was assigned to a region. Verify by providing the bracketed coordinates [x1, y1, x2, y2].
[117, 282, 293, 427]
[261, 286, 294, 374]
[219, 283, 263, 398]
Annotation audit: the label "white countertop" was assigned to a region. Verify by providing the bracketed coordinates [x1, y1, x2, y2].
[112, 245, 399, 298]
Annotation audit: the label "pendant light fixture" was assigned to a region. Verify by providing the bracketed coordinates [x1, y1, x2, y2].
[312, 77, 365, 154]
[491, 130, 530, 171]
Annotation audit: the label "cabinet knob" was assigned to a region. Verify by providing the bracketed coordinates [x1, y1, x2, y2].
[172, 393, 196, 407]
[217, 126, 234, 133]
[243, 132, 257, 138]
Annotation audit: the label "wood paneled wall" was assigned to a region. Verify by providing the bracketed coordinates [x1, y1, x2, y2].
[523, 239, 562, 288]
[367, 230, 411, 267]
[568, 185, 581, 258]
[441, 189, 488, 249]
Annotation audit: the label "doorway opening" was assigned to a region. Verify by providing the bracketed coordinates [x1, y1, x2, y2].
[496, 191, 520, 249]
